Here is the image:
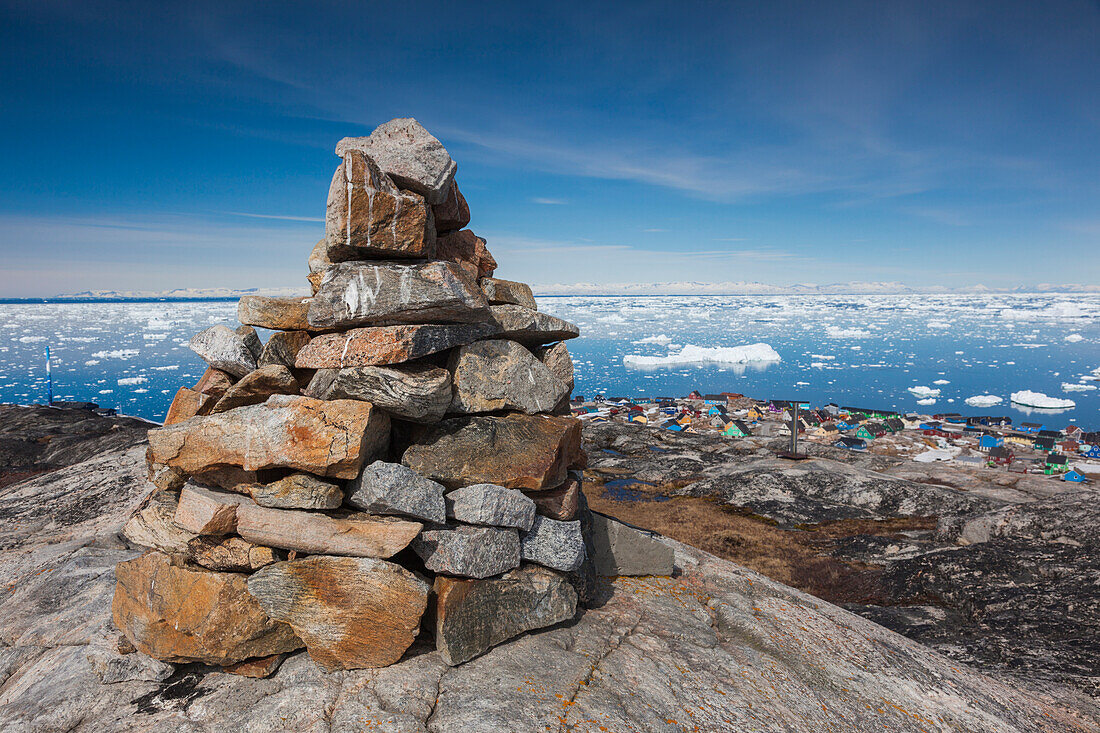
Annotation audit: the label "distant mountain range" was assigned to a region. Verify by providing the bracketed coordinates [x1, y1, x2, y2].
[29, 281, 1100, 301]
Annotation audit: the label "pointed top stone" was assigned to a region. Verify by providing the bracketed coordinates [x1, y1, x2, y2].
[336, 118, 457, 205]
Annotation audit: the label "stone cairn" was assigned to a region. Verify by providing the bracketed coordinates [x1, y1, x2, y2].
[112, 118, 672, 675]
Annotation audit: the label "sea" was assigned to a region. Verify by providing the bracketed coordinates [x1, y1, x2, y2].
[1, 293, 1098, 426]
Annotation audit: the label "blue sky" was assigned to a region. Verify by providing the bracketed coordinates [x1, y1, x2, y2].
[1, 0, 1098, 296]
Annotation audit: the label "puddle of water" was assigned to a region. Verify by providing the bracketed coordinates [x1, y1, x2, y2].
[601, 478, 671, 502]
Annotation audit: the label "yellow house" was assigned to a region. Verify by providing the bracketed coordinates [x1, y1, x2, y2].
[747, 406, 764, 422]
[631, 414, 648, 424]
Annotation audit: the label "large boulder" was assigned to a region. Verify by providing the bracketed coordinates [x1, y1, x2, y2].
[445, 483, 536, 530]
[587, 512, 675, 577]
[258, 331, 312, 371]
[112, 551, 302, 666]
[432, 179, 471, 232]
[186, 535, 284, 572]
[325, 149, 435, 258]
[307, 261, 489, 330]
[236, 502, 422, 558]
[294, 322, 499, 369]
[402, 414, 585, 490]
[449, 339, 568, 415]
[238, 295, 312, 331]
[412, 524, 521, 578]
[479, 277, 536, 310]
[146, 395, 389, 480]
[247, 556, 430, 670]
[305, 363, 452, 423]
[433, 565, 577, 666]
[163, 387, 214, 425]
[520, 515, 585, 572]
[523, 471, 582, 521]
[248, 472, 344, 510]
[209, 364, 299, 413]
[188, 325, 257, 378]
[534, 341, 574, 391]
[489, 305, 579, 344]
[436, 229, 497, 280]
[346, 460, 447, 524]
[335, 118, 457, 205]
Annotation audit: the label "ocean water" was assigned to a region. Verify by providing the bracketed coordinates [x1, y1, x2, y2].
[1, 294, 1098, 426]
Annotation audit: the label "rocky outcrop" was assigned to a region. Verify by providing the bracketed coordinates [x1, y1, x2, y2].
[237, 295, 312, 331]
[489, 304, 580, 343]
[294, 322, 499, 368]
[448, 338, 569, 414]
[335, 117, 457, 205]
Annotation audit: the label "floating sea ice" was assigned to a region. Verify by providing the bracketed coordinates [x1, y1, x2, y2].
[632, 334, 672, 345]
[908, 385, 942, 398]
[1062, 382, 1097, 392]
[623, 343, 781, 367]
[933, 379, 950, 385]
[965, 395, 1003, 407]
[916, 398, 937, 405]
[826, 326, 870, 338]
[18, 336, 47, 343]
[1065, 334, 1084, 343]
[1010, 390, 1076, 409]
[927, 321, 952, 329]
[117, 377, 148, 385]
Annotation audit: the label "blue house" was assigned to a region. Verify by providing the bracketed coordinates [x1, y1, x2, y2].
[835, 436, 866, 451]
[978, 435, 1004, 452]
[1081, 445, 1100, 459]
[1063, 469, 1087, 483]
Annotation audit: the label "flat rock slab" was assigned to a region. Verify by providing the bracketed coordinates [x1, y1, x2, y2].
[413, 525, 520, 578]
[210, 364, 299, 413]
[587, 511, 675, 577]
[449, 339, 569, 415]
[147, 395, 389, 479]
[163, 387, 214, 425]
[189, 325, 257, 378]
[434, 565, 577, 666]
[247, 556, 430, 670]
[347, 460, 447, 523]
[436, 229, 497, 281]
[479, 277, 536, 309]
[520, 515, 585, 572]
[295, 322, 499, 369]
[336, 117, 457, 205]
[174, 484, 249, 535]
[112, 551, 302, 666]
[489, 304, 580, 344]
[123, 490, 196, 554]
[446, 483, 535, 530]
[326, 148, 434, 257]
[238, 295, 312, 331]
[308, 260, 489, 330]
[237, 501, 422, 558]
[305, 362, 451, 423]
[248, 472, 344, 510]
[402, 413, 586, 490]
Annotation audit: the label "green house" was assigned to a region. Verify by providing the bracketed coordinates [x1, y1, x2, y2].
[722, 419, 751, 437]
[855, 426, 875, 441]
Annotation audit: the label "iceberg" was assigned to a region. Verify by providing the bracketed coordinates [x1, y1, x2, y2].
[965, 395, 1003, 407]
[623, 343, 781, 367]
[1010, 390, 1076, 409]
[908, 385, 941, 398]
[825, 326, 871, 338]
[1062, 382, 1097, 392]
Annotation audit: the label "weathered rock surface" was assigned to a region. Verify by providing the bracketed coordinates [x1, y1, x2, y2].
[194, 367, 234, 397]
[147, 395, 389, 479]
[85, 629, 176, 684]
[445, 483, 536, 530]
[412, 524, 521, 578]
[308, 260, 489, 330]
[434, 565, 577, 666]
[112, 551, 302, 665]
[489, 304, 580, 343]
[248, 472, 344, 510]
[236, 501, 422, 558]
[305, 362, 451, 422]
[235, 325, 263, 363]
[336, 117, 457, 205]
[534, 340, 574, 390]
[295, 321, 499, 369]
[257, 330, 311, 371]
[436, 228, 497, 280]
[346, 460, 447, 524]
[174, 484, 249, 535]
[403, 413, 585, 490]
[587, 511, 675, 577]
[479, 276, 536, 309]
[520, 515, 585, 572]
[186, 535, 285, 572]
[448, 338, 569, 415]
[247, 556, 430, 670]
[325, 148, 435, 257]
[188, 325, 257, 378]
[123, 489, 197, 554]
[163, 387, 213, 425]
[1, 407, 1097, 731]
[237, 295, 312, 332]
[210, 364, 299, 413]
[524, 471, 582, 520]
[432, 178, 470, 232]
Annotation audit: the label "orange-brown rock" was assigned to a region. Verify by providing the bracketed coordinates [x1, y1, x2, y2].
[402, 414, 586, 490]
[164, 387, 214, 425]
[194, 367, 235, 396]
[174, 484, 249, 535]
[258, 331, 312, 371]
[325, 149, 435, 259]
[221, 653, 287, 678]
[236, 502, 422, 558]
[246, 556, 430, 670]
[186, 535, 285, 572]
[436, 229, 496, 281]
[294, 322, 499, 369]
[146, 395, 389, 480]
[432, 179, 470, 233]
[210, 364, 299, 413]
[112, 551, 302, 666]
[523, 471, 582, 520]
[237, 295, 312, 331]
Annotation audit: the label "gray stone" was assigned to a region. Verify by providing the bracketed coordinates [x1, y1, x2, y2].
[122, 489, 196, 554]
[488, 305, 580, 344]
[434, 565, 577, 666]
[412, 525, 520, 579]
[258, 331, 312, 371]
[249, 472, 344, 510]
[238, 295, 312, 331]
[448, 339, 569, 415]
[189, 325, 257, 378]
[85, 630, 175, 684]
[445, 483, 536, 530]
[347, 460, 447, 524]
[236, 325, 264, 362]
[479, 277, 536, 309]
[336, 118, 457, 205]
[308, 260, 490, 330]
[305, 362, 451, 423]
[534, 341, 574, 391]
[520, 515, 585, 572]
[587, 511, 675, 577]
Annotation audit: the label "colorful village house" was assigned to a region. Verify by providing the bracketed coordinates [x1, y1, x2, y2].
[978, 434, 1004, 452]
[1044, 453, 1069, 475]
[987, 445, 1014, 467]
[1063, 469, 1087, 483]
[722, 419, 752, 438]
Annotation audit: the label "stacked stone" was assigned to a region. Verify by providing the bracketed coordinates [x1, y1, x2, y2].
[112, 118, 601, 673]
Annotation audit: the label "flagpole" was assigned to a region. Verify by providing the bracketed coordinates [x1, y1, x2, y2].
[46, 346, 52, 405]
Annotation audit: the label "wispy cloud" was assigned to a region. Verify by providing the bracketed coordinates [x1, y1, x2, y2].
[530, 197, 567, 205]
[224, 211, 325, 222]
